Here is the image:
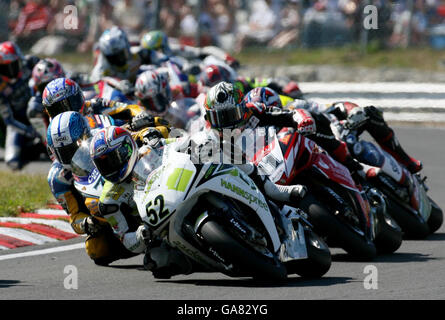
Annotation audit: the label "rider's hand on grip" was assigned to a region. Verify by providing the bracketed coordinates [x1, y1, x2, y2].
[139, 127, 164, 148]
[129, 111, 155, 131]
[292, 109, 316, 135]
[346, 106, 368, 129]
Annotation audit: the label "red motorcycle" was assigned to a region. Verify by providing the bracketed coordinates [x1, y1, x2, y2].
[248, 127, 402, 259]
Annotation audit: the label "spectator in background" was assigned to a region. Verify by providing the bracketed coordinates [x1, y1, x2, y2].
[339, 0, 361, 42]
[77, 0, 115, 53]
[411, 0, 429, 45]
[12, 0, 52, 49]
[113, 0, 150, 41]
[160, 0, 185, 38]
[234, 0, 280, 52]
[390, 0, 412, 47]
[268, 0, 301, 48]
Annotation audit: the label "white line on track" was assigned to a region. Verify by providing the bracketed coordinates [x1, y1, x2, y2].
[0, 243, 85, 261]
[299, 82, 445, 93]
[304, 96, 445, 109]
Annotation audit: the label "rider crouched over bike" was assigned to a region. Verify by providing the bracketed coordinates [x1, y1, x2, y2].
[326, 101, 422, 174]
[43, 78, 169, 264]
[89, 125, 202, 278]
[201, 82, 308, 206]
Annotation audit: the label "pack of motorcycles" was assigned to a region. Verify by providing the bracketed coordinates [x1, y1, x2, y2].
[6, 56, 444, 281]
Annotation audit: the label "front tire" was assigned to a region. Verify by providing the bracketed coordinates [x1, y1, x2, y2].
[385, 198, 429, 239]
[374, 212, 403, 254]
[427, 197, 443, 234]
[200, 220, 287, 280]
[285, 229, 331, 278]
[299, 193, 377, 261]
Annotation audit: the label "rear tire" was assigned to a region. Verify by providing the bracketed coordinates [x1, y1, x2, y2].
[385, 198, 429, 239]
[299, 193, 377, 261]
[427, 197, 443, 234]
[200, 220, 287, 280]
[285, 229, 331, 278]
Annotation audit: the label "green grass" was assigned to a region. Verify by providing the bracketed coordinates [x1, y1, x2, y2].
[236, 45, 445, 71]
[51, 51, 94, 67]
[0, 171, 54, 217]
[38, 44, 445, 72]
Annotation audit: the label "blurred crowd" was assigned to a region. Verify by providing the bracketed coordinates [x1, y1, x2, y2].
[4, 0, 445, 54]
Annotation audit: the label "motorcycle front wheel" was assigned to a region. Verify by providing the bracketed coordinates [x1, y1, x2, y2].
[284, 228, 331, 278]
[200, 220, 287, 281]
[427, 197, 443, 234]
[373, 211, 403, 255]
[385, 197, 430, 239]
[299, 193, 377, 261]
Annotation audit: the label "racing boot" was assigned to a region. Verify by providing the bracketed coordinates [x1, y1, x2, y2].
[377, 130, 422, 174]
[364, 106, 422, 174]
[145, 240, 201, 279]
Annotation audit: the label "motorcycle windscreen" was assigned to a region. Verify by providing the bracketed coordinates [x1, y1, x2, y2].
[132, 146, 164, 187]
[72, 141, 96, 178]
[71, 140, 104, 198]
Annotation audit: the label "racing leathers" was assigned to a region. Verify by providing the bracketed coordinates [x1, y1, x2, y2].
[96, 126, 171, 256]
[326, 101, 422, 174]
[90, 48, 145, 84]
[47, 114, 130, 264]
[47, 102, 167, 263]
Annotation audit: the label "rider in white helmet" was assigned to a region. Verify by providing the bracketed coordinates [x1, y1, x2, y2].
[90, 26, 141, 84]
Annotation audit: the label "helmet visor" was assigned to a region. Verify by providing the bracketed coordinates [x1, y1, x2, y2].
[54, 142, 80, 166]
[93, 142, 133, 182]
[45, 91, 85, 118]
[0, 60, 20, 79]
[205, 104, 244, 130]
[140, 93, 169, 114]
[105, 50, 128, 67]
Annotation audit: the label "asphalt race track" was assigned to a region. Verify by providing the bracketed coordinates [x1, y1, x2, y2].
[1, 125, 445, 300]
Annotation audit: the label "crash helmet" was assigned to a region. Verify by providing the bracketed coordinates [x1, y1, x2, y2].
[140, 30, 171, 55]
[98, 26, 131, 67]
[199, 64, 234, 89]
[243, 86, 282, 109]
[32, 58, 65, 94]
[134, 69, 171, 115]
[47, 111, 91, 167]
[204, 81, 245, 130]
[42, 78, 86, 119]
[0, 41, 24, 80]
[90, 126, 138, 183]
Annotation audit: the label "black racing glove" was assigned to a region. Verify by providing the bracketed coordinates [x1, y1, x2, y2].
[129, 111, 156, 131]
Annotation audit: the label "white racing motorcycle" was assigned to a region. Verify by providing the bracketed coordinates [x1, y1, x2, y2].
[132, 140, 331, 280]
